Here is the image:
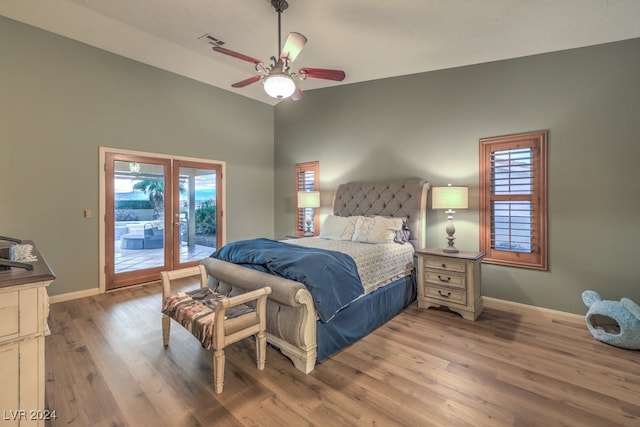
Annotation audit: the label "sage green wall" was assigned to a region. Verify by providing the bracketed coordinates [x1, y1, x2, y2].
[1, 17, 275, 296]
[274, 38, 640, 314]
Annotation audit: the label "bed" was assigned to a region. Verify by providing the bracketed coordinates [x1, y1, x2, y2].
[200, 178, 429, 373]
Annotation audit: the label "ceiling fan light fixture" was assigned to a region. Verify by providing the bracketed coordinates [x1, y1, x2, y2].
[213, 0, 344, 101]
[263, 72, 296, 99]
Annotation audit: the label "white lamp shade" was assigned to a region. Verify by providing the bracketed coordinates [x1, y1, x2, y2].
[432, 186, 468, 209]
[264, 73, 296, 99]
[297, 191, 320, 208]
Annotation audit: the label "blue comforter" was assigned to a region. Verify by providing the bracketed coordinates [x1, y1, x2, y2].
[211, 238, 363, 322]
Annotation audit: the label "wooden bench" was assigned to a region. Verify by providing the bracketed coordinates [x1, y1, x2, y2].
[161, 265, 271, 394]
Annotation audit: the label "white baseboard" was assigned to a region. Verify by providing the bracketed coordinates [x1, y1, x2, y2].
[49, 287, 100, 304]
[483, 296, 584, 324]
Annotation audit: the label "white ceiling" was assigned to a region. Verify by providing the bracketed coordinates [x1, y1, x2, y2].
[3, 0, 640, 105]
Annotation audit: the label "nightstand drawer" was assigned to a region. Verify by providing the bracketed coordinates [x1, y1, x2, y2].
[425, 271, 466, 290]
[425, 258, 466, 273]
[425, 285, 467, 305]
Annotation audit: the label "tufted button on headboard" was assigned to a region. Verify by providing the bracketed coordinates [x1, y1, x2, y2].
[332, 179, 430, 250]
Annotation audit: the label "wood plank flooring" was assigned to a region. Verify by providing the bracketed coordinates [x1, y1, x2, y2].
[44, 279, 640, 426]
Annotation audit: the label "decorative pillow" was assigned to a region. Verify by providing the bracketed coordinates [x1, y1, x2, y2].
[319, 215, 361, 240]
[394, 220, 411, 244]
[352, 216, 404, 244]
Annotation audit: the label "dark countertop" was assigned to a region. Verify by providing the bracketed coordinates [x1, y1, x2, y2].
[0, 241, 55, 289]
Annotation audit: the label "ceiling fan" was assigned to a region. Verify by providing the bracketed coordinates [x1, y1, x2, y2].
[211, 0, 346, 101]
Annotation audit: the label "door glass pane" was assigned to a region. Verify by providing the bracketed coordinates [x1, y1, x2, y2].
[113, 161, 166, 273]
[178, 166, 217, 263]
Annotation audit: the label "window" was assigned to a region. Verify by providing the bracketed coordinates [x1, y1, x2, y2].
[295, 161, 320, 236]
[479, 131, 547, 270]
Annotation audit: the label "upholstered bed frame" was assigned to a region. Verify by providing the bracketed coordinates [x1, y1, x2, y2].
[200, 178, 429, 373]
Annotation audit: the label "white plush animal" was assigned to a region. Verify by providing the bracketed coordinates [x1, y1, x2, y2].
[582, 290, 640, 350]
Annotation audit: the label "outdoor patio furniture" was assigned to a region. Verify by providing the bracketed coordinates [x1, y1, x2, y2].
[120, 223, 164, 249]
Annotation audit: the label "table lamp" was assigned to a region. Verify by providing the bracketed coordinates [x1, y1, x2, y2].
[297, 191, 320, 236]
[432, 184, 468, 253]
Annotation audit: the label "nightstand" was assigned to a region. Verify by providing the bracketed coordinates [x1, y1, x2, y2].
[416, 248, 484, 321]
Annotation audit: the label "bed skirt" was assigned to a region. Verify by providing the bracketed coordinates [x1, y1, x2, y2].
[316, 272, 417, 362]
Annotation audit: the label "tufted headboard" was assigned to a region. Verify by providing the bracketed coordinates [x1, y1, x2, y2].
[332, 179, 430, 250]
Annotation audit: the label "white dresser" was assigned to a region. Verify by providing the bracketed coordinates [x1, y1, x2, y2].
[0, 243, 54, 426]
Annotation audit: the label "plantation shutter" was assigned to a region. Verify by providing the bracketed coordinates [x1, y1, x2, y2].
[480, 131, 547, 270]
[490, 146, 535, 253]
[295, 161, 320, 235]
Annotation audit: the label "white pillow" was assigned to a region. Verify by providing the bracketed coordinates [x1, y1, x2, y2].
[352, 216, 404, 244]
[319, 215, 361, 240]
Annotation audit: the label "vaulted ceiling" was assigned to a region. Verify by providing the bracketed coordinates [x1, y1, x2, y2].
[3, 0, 640, 105]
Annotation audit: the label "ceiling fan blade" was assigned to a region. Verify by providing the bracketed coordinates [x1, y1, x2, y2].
[280, 32, 307, 63]
[291, 86, 304, 101]
[231, 75, 262, 88]
[213, 46, 262, 64]
[299, 68, 346, 81]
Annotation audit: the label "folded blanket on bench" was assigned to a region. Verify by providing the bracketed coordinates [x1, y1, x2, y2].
[163, 288, 254, 350]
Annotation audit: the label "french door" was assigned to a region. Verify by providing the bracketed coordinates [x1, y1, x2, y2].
[104, 152, 222, 290]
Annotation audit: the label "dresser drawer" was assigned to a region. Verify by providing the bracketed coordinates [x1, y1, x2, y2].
[425, 257, 466, 273]
[0, 287, 42, 344]
[424, 271, 466, 290]
[424, 285, 467, 305]
[0, 291, 20, 343]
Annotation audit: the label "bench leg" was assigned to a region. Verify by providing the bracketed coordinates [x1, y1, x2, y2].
[162, 315, 170, 347]
[256, 331, 266, 371]
[213, 348, 225, 394]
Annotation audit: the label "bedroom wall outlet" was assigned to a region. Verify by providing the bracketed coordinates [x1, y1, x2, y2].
[84, 209, 92, 218]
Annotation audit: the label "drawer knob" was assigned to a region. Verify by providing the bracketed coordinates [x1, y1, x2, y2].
[438, 290, 451, 298]
[442, 263, 446, 268]
[438, 275, 451, 283]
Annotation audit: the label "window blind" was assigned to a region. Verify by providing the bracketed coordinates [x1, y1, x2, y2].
[479, 130, 547, 270]
[490, 147, 535, 253]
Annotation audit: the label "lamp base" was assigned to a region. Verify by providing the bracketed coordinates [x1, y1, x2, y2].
[443, 218, 459, 253]
[303, 216, 314, 237]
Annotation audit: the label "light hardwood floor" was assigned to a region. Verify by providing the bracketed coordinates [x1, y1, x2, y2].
[45, 279, 640, 426]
